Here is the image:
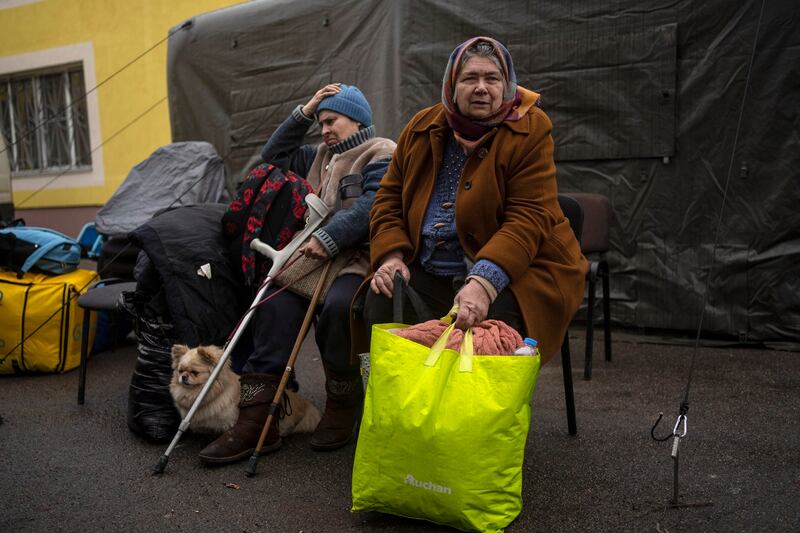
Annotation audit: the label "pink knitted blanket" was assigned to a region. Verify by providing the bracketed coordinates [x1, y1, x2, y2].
[393, 319, 523, 355]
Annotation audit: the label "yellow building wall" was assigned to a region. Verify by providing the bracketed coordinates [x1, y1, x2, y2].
[0, 0, 243, 209]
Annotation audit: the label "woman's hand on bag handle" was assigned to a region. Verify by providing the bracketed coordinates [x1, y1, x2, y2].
[453, 279, 491, 330]
[370, 251, 410, 298]
[300, 236, 330, 261]
[302, 83, 341, 117]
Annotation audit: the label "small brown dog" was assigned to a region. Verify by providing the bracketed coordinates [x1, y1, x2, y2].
[170, 344, 321, 436]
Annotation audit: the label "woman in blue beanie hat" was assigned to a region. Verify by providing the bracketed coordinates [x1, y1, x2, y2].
[316, 84, 373, 128]
[200, 83, 395, 464]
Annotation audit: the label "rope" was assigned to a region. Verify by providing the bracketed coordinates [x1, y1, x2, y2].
[651, 0, 766, 519]
[13, 97, 166, 209]
[225, 255, 327, 342]
[653, 0, 765, 430]
[680, 0, 766, 411]
[0, 92, 169, 362]
[0, 20, 191, 158]
[2, 19, 343, 363]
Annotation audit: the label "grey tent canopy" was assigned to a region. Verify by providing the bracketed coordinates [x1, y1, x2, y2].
[95, 141, 228, 237]
[165, 0, 800, 345]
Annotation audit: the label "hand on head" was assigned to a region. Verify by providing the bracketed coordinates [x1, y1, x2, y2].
[453, 279, 491, 330]
[302, 83, 342, 117]
[370, 252, 411, 298]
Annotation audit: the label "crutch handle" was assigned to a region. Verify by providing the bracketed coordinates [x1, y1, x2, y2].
[250, 193, 329, 276]
[304, 193, 328, 223]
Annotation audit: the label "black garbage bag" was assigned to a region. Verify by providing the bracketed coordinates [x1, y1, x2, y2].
[122, 290, 180, 443]
[120, 203, 248, 443]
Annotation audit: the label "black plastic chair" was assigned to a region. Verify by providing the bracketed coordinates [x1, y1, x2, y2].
[556, 194, 583, 436]
[567, 193, 612, 380]
[76, 279, 136, 404]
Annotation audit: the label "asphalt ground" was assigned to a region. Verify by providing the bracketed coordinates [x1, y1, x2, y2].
[1, 329, 798, 532]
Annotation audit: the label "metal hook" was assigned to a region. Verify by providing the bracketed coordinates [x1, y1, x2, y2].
[673, 414, 687, 438]
[652, 411, 688, 442]
[651, 412, 672, 442]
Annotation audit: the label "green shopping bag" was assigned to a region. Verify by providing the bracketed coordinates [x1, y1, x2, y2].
[351, 311, 541, 533]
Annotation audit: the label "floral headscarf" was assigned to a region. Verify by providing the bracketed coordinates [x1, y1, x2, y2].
[441, 36, 523, 150]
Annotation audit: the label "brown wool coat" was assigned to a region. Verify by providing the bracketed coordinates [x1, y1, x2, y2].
[368, 88, 587, 362]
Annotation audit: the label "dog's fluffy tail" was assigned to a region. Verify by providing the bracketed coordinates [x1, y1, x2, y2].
[281, 392, 322, 435]
[295, 401, 322, 434]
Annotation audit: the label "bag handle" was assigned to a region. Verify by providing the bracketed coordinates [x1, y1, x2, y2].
[424, 304, 474, 372]
[392, 272, 434, 323]
[20, 239, 70, 275]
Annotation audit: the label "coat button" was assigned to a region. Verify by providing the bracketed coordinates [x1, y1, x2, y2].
[463, 181, 472, 190]
[433, 222, 445, 229]
[477, 147, 488, 158]
[441, 202, 454, 209]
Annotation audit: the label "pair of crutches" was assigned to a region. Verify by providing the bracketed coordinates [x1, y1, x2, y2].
[153, 193, 331, 475]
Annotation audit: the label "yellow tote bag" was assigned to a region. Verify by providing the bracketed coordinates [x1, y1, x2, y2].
[352, 312, 541, 532]
[0, 269, 98, 374]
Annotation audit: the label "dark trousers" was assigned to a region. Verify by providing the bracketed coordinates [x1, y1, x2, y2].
[362, 262, 524, 342]
[240, 274, 363, 376]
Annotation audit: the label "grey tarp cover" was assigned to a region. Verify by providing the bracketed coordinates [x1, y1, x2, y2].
[166, 0, 800, 345]
[95, 141, 227, 236]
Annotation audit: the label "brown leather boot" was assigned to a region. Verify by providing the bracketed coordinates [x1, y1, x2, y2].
[199, 373, 282, 465]
[310, 368, 363, 451]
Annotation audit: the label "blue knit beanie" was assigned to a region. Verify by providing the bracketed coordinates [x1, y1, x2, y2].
[317, 84, 373, 127]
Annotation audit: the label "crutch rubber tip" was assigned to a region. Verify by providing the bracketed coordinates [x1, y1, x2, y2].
[152, 455, 169, 476]
[244, 455, 259, 477]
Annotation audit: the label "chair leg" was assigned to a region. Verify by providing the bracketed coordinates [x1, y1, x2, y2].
[78, 308, 91, 405]
[561, 334, 577, 435]
[600, 260, 612, 362]
[584, 263, 598, 380]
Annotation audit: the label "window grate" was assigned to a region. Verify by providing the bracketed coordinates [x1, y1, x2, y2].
[0, 65, 92, 175]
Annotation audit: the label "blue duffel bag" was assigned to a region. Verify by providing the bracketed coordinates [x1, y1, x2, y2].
[0, 224, 81, 278]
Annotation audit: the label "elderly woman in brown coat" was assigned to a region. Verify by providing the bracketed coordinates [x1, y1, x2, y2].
[364, 36, 586, 362]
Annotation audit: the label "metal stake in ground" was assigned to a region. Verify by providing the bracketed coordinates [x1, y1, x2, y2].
[245, 259, 333, 477]
[650, 0, 764, 512]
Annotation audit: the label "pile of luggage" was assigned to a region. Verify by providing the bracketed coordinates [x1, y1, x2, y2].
[0, 223, 98, 374]
[1, 142, 240, 444]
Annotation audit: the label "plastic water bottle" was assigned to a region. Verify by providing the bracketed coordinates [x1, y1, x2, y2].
[514, 337, 539, 356]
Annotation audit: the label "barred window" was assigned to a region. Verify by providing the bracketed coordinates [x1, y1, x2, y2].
[0, 64, 91, 175]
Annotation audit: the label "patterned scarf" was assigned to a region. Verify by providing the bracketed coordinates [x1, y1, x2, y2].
[222, 163, 313, 286]
[441, 36, 523, 152]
